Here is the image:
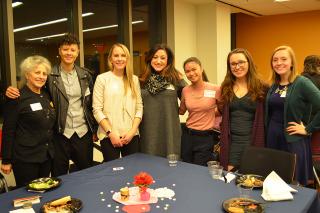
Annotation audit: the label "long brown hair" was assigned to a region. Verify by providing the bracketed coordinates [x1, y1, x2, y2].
[108, 43, 137, 98]
[140, 44, 181, 86]
[302, 55, 320, 76]
[220, 48, 266, 107]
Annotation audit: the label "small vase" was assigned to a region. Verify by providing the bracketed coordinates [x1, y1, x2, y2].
[140, 190, 150, 201]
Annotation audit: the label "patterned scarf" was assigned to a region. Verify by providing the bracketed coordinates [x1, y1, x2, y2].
[144, 72, 170, 95]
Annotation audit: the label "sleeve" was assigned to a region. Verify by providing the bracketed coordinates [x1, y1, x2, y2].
[179, 88, 187, 115]
[302, 79, 320, 134]
[134, 76, 143, 119]
[1, 99, 19, 164]
[92, 75, 107, 124]
[176, 79, 187, 99]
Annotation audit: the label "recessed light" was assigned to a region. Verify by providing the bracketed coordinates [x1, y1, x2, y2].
[274, 0, 290, 2]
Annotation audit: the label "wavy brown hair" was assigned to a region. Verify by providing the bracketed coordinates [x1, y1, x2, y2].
[220, 48, 266, 108]
[140, 44, 181, 86]
[302, 55, 320, 76]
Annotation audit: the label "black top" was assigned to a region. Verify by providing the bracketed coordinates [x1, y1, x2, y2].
[268, 84, 286, 124]
[1, 86, 55, 164]
[229, 93, 256, 166]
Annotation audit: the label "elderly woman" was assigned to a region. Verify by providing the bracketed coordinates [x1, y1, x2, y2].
[1, 56, 55, 187]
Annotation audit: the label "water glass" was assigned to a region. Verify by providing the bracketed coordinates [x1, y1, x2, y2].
[208, 165, 223, 179]
[167, 154, 178, 167]
[237, 184, 253, 198]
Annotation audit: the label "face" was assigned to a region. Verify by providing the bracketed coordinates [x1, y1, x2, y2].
[229, 53, 249, 80]
[184, 61, 202, 84]
[26, 64, 48, 91]
[110, 46, 127, 71]
[59, 44, 79, 66]
[151, 49, 168, 72]
[272, 49, 292, 77]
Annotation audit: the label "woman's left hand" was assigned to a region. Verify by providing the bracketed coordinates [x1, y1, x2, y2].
[121, 130, 135, 145]
[286, 122, 307, 135]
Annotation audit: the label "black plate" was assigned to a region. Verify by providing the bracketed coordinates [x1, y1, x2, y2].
[235, 174, 264, 189]
[26, 177, 61, 192]
[40, 198, 82, 213]
[222, 197, 264, 213]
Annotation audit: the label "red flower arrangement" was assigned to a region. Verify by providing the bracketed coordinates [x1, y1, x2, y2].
[133, 171, 154, 192]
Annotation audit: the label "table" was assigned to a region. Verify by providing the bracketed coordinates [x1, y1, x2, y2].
[0, 153, 319, 212]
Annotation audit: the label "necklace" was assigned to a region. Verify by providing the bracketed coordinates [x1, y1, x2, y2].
[275, 85, 288, 95]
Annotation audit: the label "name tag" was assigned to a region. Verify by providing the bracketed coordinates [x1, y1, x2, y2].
[281, 91, 287, 98]
[166, 84, 175, 90]
[204, 90, 216, 98]
[30, 103, 43, 111]
[85, 88, 91, 96]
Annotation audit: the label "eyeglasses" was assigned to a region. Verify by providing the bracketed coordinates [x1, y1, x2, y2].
[230, 60, 247, 68]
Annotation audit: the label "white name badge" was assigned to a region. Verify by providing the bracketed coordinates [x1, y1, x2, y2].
[166, 84, 175, 90]
[281, 91, 287, 98]
[85, 87, 91, 96]
[30, 103, 43, 111]
[204, 90, 216, 98]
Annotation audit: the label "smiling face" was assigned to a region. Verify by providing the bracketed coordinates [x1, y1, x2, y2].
[26, 64, 48, 92]
[151, 49, 168, 72]
[59, 44, 79, 66]
[184, 61, 203, 84]
[272, 49, 292, 79]
[109, 46, 127, 72]
[229, 53, 249, 80]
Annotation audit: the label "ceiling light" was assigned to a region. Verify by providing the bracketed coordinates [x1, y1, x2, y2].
[14, 12, 94, 32]
[26, 20, 144, 41]
[12, 2, 23, 8]
[274, 0, 290, 2]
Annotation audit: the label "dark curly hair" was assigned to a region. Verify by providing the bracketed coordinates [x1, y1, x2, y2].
[58, 33, 80, 47]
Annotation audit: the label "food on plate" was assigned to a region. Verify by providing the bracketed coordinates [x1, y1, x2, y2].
[228, 206, 244, 213]
[41, 196, 82, 213]
[28, 178, 60, 190]
[13, 195, 41, 207]
[238, 175, 264, 188]
[120, 187, 130, 201]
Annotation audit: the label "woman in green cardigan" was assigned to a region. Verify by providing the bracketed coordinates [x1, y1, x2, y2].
[266, 45, 320, 185]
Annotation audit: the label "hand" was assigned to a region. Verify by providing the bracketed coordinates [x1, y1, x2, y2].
[5, 86, 20, 99]
[286, 121, 307, 135]
[109, 132, 123, 148]
[92, 134, 98, 142]
[1, 164, 12, 174]
[121, 129, 136, 145]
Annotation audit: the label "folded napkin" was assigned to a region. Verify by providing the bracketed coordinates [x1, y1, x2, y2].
[219, 172, 236, 183]
[261, 171, 297, 201]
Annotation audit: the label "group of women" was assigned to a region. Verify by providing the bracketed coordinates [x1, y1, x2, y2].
[1, 37, 320, 187]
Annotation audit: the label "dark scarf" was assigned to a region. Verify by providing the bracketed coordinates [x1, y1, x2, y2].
[144, 72, 170, 95]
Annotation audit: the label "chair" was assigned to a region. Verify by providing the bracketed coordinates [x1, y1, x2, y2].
[239, 147, 296, 184]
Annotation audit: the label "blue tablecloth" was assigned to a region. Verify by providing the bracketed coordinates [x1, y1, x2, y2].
[0, 153, 319, 212]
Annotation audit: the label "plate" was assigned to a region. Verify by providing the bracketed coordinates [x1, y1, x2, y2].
[26, 177, 61, 192]
[40, 197, 82, 213]
[235, 174, 264, 189]
[222, 197, 264, 213]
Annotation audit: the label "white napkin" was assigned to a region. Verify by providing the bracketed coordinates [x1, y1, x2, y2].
[261, 171, 297, 201]
[10, 208, 35, 213]
[219, 173, 236, 183]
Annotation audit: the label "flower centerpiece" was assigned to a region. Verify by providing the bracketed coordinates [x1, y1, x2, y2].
[133, 172, 154, 201]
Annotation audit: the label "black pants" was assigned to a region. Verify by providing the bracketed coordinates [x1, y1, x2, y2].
[181, 127, 217, 166]
[52, 132, 93, 176]
[13, 159, 51, 188]
[100, 135, 139, 162]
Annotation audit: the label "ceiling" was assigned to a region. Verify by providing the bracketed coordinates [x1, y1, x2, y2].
[186, 0, 320, 16]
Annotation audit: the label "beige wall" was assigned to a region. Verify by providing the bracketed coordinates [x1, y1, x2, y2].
[236, 10, 320, 81]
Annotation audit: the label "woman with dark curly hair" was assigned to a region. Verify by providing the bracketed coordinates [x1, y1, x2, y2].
[219, 48, 267, 170]
[139, 44, 186, 157]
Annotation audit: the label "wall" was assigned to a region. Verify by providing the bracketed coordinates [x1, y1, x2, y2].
[236, 10, 320, 81]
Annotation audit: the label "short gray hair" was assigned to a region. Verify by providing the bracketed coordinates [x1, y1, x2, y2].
[19, 55, 51, 88]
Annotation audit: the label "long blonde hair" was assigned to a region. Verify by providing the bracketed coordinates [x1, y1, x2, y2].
[270, 45, 298, 84]
[108, 43, 137, 98]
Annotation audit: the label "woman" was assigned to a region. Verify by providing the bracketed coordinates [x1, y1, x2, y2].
[179, 57, 220, 166]
[1, 56, 55, 187]
[219, 48, 266, 171]
[93, 43, 143, 161]
[266, 46, 320, 185]
[301, 55, 320, 158]
[139, 44, 186, 157]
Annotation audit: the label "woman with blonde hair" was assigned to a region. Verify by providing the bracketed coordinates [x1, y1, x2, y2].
[1, 55, 55, 187]
[93, 43, 143, 161]
[219, 48, 267, 171]
[265, 46, 320, 185]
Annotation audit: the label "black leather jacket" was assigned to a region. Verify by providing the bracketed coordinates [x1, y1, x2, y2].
[46, 64, 98, 135]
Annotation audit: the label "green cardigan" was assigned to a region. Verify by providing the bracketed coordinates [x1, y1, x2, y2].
[265, 76, 320, 142]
